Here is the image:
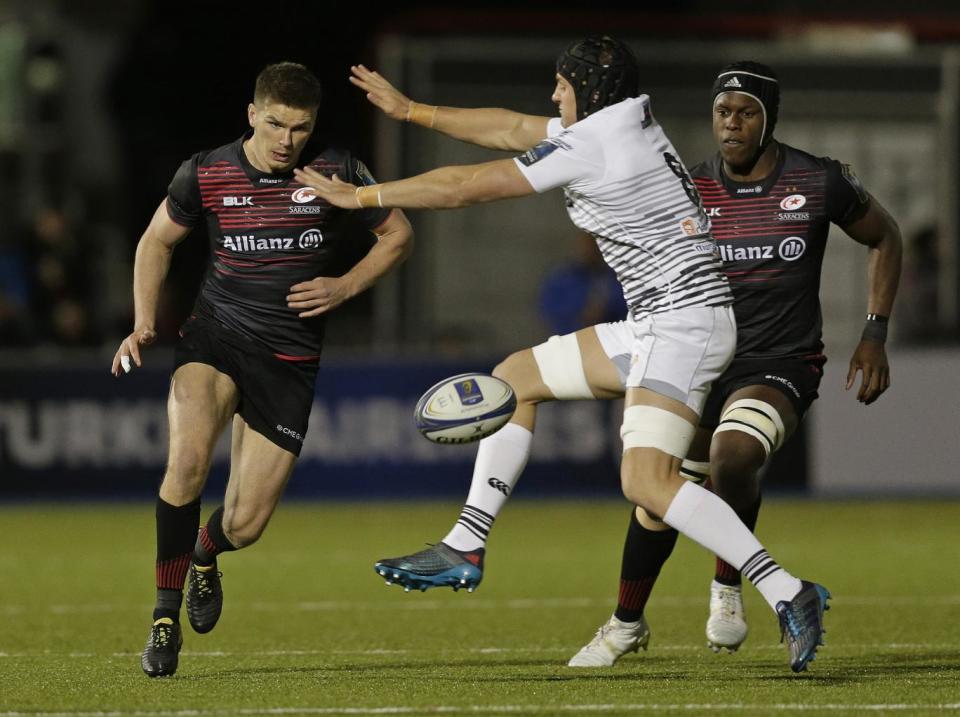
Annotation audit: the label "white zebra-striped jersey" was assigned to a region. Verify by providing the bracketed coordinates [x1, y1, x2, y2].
[514, 96, 732, 320]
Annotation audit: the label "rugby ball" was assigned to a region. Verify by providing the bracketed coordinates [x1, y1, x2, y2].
[415, 372, 517, 444]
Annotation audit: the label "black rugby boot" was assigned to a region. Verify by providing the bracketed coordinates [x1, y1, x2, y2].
[185, 560, 223, 634]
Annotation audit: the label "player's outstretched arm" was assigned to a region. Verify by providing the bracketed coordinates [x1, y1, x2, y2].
[295, 159, 535, 212]
[111, 200, 192, 376]
[286, 210, 414, 318]
[842, 196, 902, 404]
[350, 64, 550, 152]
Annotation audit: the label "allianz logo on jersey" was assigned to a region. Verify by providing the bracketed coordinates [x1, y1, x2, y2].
[222, 229, 324, 252]
[719, 236, 807, 262]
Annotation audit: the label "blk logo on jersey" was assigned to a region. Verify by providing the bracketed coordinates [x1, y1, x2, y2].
[223, 196, 253, 207]
[779, 236, 806, 260]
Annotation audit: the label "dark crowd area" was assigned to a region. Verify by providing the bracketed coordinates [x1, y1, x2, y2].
[0, 0, 957, 351]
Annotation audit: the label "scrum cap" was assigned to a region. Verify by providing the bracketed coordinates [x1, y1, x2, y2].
[711, 61, 780, 148]
[557, 36, 640, 121]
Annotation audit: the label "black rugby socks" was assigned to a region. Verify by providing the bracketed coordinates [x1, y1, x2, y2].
[154, 496, 201, 622]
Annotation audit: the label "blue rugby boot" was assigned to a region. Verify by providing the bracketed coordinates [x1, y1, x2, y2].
[776, 580, 831, 672]
[374, 543, 484, 592]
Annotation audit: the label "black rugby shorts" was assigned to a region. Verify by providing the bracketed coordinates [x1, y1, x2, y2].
[700, 355, 826, 430]
[173, 316, 318, 456]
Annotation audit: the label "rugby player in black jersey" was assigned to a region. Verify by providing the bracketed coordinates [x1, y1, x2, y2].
[568, 61, 902, 667]
[111, 62, 413, 677]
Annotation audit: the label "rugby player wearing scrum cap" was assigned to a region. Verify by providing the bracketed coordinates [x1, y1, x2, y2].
[568, 61, 901, 667]
[298, 41, 835, 673]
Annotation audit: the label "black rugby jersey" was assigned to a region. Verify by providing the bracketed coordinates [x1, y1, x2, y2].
[166, 133, 390, 359]
[692, 143, 869, 360]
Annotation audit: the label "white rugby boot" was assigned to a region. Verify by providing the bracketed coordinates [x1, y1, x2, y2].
[706, 580, 748, 653]
[567, 614, 650, 667]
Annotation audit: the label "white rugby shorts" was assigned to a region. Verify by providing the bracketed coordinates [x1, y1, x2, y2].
[594, 306, 736, 415]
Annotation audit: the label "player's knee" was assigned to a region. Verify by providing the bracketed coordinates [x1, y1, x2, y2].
[221, 507, 268, 549]
[619, 469, 650, 511]
[620, 459, 673, 516]
[709, 435, 763, 510]
[619, 405, 695, 513]
[492, 351, 525, 386]
[710, 437, 763, 477]
[163, 451, 211, 490]
[620, 450, 683, 515]
[710, 466, 760, 513]
[493, 351, 543, 404]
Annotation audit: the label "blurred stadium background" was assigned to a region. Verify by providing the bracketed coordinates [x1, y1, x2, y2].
[1, 0, 957, 500]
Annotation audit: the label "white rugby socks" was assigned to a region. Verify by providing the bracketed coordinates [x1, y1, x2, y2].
[663, 481, 802, 610]
[442, 422, 533, 552]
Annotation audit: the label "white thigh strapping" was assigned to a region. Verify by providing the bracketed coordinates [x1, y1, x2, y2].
[620, 404, 696, 458]
[713, 398, 786, 456]
[679, 458, 711, 484]
[531, 333, 593, 400]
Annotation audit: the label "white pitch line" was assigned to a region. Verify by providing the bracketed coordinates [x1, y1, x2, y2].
[3, 594, 960, 617]
[1, 703, 960, 716]
[1, 642, 958, 659]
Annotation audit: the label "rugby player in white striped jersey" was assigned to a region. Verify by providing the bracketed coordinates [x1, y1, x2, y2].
[296, 36, 830, 672]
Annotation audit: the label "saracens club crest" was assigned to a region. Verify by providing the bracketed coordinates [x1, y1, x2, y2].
[780, 194, 806, 211]
[291, 187, 317, 204]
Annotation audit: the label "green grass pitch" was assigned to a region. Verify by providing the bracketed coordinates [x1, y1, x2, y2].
[1, 499, 959, 716]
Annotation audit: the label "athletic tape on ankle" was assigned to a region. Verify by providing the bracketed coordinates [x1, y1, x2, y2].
[531, 333, 593, 400]
[713, 398, 785, 456]
[620, 405, 695, 458]
[679, 458, 711, 484]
